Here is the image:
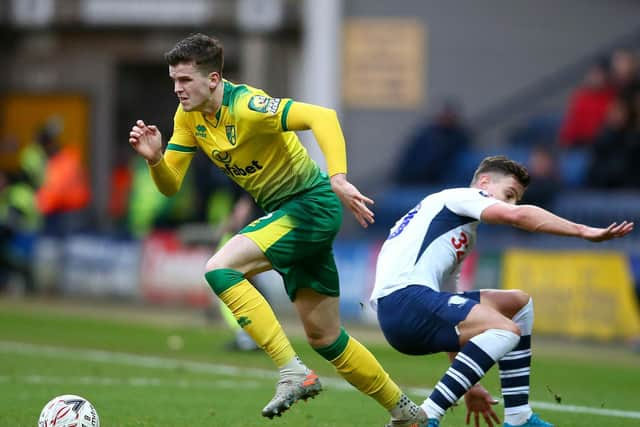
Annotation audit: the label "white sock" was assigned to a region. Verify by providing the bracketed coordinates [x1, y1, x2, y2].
[513, 298, 533, 335]
[504, 405, 533, 426]
[421, 329, 519, 420]
[279, 355, 308, 378]
[389, 394, 421, 419]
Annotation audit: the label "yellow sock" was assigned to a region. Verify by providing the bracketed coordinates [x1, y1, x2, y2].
[218, 298, 241, 331]
[316, 328, 402, 410]
[218, 279, 296, 367]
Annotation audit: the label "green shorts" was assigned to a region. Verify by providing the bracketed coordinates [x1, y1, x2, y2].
[239, 178, 343, 301]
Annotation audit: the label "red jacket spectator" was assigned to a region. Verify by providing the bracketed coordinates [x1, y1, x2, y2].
[559, 61, 615, 147]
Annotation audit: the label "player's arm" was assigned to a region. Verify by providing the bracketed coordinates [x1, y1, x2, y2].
[285, 102, 375, 227]
[147, 149, 194, 197]
[480, 203, 634, 242]
[285, 102, 347, 177]
[129, 115, 195, 197]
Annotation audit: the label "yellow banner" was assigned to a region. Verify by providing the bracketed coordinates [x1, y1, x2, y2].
[502, 250, 640, 340]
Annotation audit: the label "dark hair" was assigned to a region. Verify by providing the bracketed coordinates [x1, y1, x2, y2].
[471, 155, 530, 187]
[164, 33, 224, 75]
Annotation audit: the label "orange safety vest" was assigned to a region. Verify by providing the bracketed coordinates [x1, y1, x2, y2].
[36, 145, 91, 214]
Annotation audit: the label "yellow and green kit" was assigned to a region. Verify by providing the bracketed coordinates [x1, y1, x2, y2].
[148, 80, 347, 300]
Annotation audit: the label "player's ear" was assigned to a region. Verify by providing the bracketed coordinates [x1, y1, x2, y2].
[209, 71, 221, 90]
[477, 173, 491, 188]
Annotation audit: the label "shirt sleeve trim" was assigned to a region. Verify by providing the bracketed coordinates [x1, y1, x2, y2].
[167, 143, 197, 153]
[281, 99, 294, 131]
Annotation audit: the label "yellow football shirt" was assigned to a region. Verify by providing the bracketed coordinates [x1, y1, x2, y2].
[164, 80, 325, 212]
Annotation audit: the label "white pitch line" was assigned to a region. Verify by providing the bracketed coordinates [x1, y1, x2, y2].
[1, 341, 639, 420]
[0, 375, 260, 390]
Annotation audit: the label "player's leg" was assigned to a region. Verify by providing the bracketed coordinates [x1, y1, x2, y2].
[294, 286, 427, 427]
[410, 290, 520, 424]
[233, 208, 332, 418]
[213, 232, 259, 351]
[204, 234, 308, 388]
[218, 295, 259, 351]
[480, 290, 553, 427]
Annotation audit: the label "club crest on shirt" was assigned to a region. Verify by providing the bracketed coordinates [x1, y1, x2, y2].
[447, 295, 468, 307]
[225, 125, 237, 145]
[248, 95, 281, 114]
[479, 190, 491, 198]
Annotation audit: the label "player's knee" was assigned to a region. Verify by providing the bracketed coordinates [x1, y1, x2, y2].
[481, 317, 521, 337]
[305, 326, 341, 348]
[205, 254, 228, 272]
[204, 268, 245, 296]
[501, 319, 521, 337]
[311, 327, 349, 361]
[512, 289, 531, 310]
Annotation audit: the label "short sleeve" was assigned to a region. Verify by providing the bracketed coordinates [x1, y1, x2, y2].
[445, 188, 501, 220]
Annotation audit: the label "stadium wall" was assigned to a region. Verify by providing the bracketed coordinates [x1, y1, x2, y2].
[28, 232, 640, 341]
[341, 0, 640, 189]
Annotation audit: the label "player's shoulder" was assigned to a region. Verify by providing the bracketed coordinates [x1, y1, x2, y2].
[224, 80, 285, 119]
[223, 80, 253, 109]
[434, 188, 495, 210]
[441, 187, 489, 200]
[224, 81, 266, 109]
[434, 187, 476, 200]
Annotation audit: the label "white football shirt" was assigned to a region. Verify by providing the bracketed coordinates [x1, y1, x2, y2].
[369, 187, 501, 310]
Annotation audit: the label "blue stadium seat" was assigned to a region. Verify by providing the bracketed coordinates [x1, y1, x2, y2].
[558, 148, 591, 188]
[507, 112, 563, 147]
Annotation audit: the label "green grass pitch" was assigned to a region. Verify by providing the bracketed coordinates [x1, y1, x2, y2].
[0, 299, 638, 426]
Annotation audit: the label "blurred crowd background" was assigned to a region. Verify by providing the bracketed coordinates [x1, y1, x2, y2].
[1, 0, 639, 346]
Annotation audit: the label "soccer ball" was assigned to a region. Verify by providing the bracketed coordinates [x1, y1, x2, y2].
[38, 394, 100, 427]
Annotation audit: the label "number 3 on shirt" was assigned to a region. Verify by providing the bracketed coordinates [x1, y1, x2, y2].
[451, 231, 468, 262]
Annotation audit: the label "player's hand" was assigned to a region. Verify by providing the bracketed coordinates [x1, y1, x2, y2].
[129, 119, 163, 163]
[464, 384, 500, 427]
[330, 173, 375, 228]
[580, 221, 634, 242]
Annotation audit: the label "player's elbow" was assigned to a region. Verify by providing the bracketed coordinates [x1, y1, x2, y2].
[507, 206, 529, 227]
[482, 203, 524, 226]
[159, 186, 179, 197]
[326, 107, 338, 119]
[507, 205, 546, 232]
[153, 179, 181, 197]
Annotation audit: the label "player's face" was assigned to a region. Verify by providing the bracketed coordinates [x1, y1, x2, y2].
[169, 62, 217, 112]
[481, 174, 525, 205]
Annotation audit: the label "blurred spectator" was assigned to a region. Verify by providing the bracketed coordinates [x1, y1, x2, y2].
[35, 118, 92, 234]
[520, 145, 560, 209]
[126, 156, 196, 237]
[558, 59, 615, 148]
[190, 151, 240, 230]
[127, 156, 167, 237]
[394, 100, 471, 185]
[0, 170, 41, 294]
[586, 98, 640, 188]
[610, 48, 640, 99]
[108, 147, 134, 228]
[20, 134, 47, 189]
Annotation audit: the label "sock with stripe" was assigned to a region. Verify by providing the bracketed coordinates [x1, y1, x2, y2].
[422, 328, 520, 420]
[500, 298, 534, 426]
[207, 269, 299, 369]
[315, 328, 414, 415]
